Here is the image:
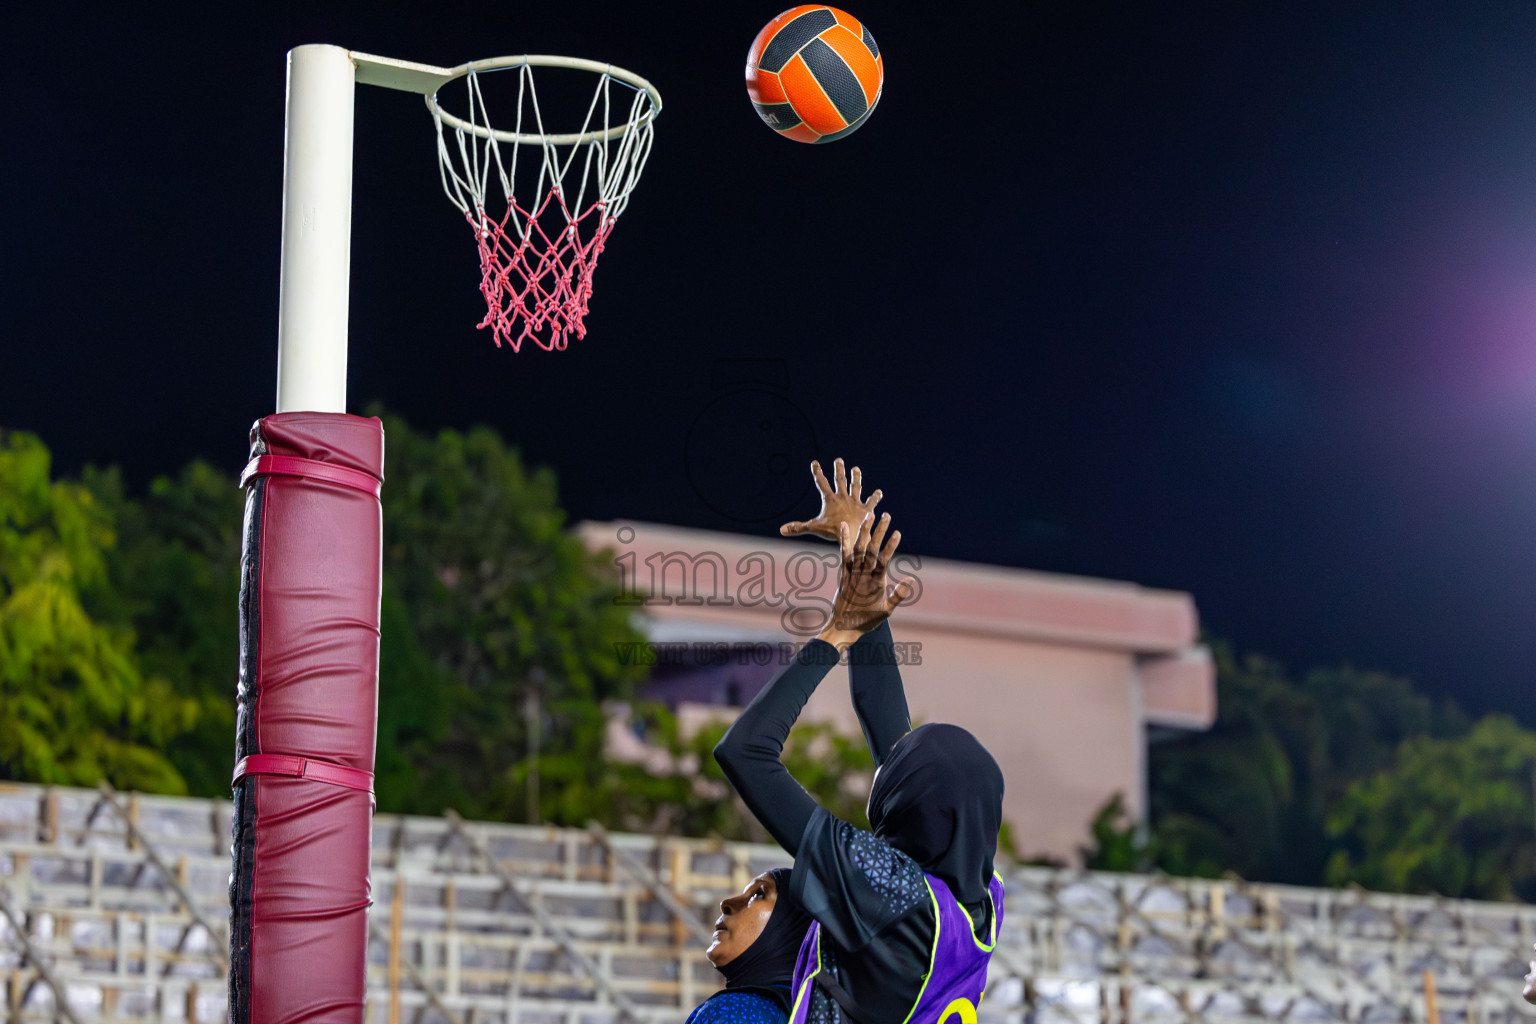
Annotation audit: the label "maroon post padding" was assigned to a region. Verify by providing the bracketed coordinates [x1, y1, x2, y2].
[230, 413, 383, 1024]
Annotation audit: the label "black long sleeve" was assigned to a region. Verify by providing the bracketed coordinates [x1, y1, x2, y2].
[713, 640, 841, 855]
[848, 620, 911, 766]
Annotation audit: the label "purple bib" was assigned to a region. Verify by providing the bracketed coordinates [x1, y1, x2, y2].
[787, 872, 1004, 1024]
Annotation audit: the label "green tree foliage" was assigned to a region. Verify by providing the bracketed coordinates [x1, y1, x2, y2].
[0, 431, 196, 791]
[84, 460, 243, 795]
[372, 411, 649, 823]
[775, 719, 877, 830]
[1148, 642, 1467, 884]
[1081, 792, 1151, 872]
[521, 708, 876, 842]
[1324, 715, 1536, 900]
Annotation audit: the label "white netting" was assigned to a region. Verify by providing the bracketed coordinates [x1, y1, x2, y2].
[429, 59, 659, 351]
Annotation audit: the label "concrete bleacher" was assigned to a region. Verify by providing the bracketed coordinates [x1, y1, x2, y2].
[2, 782, 1534, 1023]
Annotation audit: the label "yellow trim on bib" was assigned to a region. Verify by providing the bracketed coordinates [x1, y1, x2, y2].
[937, 997, 979, 1024]
[953, 875, 1002, 953]
[787, 926, 823, 1022]
[896, 879, 943, 1024]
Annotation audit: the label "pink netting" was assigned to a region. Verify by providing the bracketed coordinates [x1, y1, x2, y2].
[469, 191, 615, 352]
[430, 61, 658, 351]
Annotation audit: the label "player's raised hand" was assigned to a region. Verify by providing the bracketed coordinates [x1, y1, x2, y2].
[779, 458, 883, 542]
[816, 511, 915, 650]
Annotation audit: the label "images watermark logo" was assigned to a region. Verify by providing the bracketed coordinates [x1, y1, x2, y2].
[609, 524, 924, 637]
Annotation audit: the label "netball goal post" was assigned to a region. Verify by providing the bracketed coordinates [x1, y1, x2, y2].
[234, 44, 659, 1024]
[277, 44, 661, 406]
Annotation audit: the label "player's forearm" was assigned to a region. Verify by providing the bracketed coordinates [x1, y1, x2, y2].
[714, 639, 840, 853]
[848, 620, 911, 765]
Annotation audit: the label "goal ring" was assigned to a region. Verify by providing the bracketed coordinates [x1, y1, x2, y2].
[424, 55, 663, 145]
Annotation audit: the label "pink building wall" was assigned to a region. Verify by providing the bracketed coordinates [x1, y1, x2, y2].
[577, 521, 1215, 864]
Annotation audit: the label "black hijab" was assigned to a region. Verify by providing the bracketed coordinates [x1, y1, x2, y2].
[715, 867, 814, 1011]
[867, 723, 1004, 912]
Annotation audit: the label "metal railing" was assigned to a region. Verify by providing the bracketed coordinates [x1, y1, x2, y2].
[2, 782, 1534, 1023]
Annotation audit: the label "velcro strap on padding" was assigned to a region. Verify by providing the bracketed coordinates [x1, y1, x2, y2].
[240, 454, 382, 498]
[232, 754, 375, 794]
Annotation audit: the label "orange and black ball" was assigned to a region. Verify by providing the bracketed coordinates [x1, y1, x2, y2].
[746, 6, 884, 143]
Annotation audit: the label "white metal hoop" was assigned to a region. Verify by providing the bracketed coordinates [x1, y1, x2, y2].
[424, 55, 662, 145]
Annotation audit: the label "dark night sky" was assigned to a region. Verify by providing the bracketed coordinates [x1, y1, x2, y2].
[5, 2, 1536, 716]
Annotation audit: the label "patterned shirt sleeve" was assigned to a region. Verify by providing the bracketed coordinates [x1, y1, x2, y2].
[686, 990, 789, 1024]
[790, 806, 931, 952]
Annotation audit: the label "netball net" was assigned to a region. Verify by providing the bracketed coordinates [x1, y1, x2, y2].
[428, 58, 660, 352]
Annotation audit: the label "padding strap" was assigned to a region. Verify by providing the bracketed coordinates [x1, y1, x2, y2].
[240, 454, 381, 498]
[815, 973, 878, 1024]
[232, 754, 375, 794]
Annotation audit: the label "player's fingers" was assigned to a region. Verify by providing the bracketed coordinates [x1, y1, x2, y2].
[864, 488, 883, 512]
[855, 511, 875, 563]
[833, 457, 847, 494]
[780, 521, 807, 536]
[887, 576, 916, 610]
[878, 527, 902, 568]
[850, 465, 863, 500]
[838, 520, 855, 563]
[870, 512, 892, 556]
[810, 460, 831, 495]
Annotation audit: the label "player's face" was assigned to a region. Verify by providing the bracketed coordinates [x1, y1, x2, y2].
[706, 871, 779, 967]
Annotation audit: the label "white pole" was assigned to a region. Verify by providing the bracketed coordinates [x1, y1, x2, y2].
[276, 44, 355, 414]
